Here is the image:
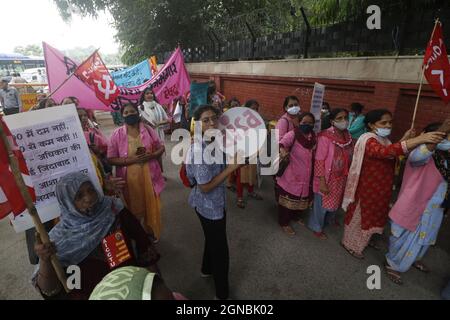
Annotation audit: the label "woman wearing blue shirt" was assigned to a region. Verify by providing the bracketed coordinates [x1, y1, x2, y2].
[348, 102, 366, 139]
[186, 105, 243, 300]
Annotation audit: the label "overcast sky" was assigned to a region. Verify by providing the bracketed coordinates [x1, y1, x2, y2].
[0, 0, 119, 54]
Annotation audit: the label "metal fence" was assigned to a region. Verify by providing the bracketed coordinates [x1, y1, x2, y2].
[156, 4, 450, 63]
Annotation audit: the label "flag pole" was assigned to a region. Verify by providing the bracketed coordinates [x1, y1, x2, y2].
[29, 49, 100, 111]
[411, 18, 441, 129]
[0, 120, 69, 293]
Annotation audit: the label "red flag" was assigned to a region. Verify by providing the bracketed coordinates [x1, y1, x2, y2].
[0, 117, 36, 219]
[423, 22, 450, 104]
[75, 51, 120, 106]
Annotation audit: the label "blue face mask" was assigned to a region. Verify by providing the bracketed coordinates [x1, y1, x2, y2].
[437, 139, 450, 151]
[375, 128, 391, 137]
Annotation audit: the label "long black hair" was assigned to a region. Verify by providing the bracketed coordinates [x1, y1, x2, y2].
[193, 105, 220, 121]
[329, 108, 348, 121]
[299, 112, 315, 123]
[139, 87, 158, 106]
[364, 109, 392, 130]
[120, 102, 139, 115]
[283, 95, 299, 110]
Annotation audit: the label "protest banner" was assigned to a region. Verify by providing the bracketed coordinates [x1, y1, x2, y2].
[111, 59, 152, 87]
[218, 107, 267, 159]
[310, 83, 325, 132]
[44, 43, 190, 111]
[3, 104, 102, 232]
[412, 19, 449, 127]
[20, 93, 38, 112]
[188, 82, 209, 118]
[75, 50, 120, 106]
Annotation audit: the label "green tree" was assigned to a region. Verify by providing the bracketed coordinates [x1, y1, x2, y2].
[13, 44, 43, 56]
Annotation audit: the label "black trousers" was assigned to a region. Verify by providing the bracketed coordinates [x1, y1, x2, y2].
[196, 210, 229, 300]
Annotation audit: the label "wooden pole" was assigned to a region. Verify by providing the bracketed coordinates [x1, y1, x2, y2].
[0, 119, 69, 293]
[411, 18, 441, 129]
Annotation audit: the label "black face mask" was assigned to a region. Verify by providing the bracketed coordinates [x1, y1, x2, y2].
[299, 124, 314, 134]
[124, 114, 140, 125]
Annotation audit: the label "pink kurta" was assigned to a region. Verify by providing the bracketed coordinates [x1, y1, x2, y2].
[107, 123, 165, 196]
[84, 127, 109, 155]
[275, 113, 296, 142]
[313, 127, 353, 211]
[276, 130, 314, 197]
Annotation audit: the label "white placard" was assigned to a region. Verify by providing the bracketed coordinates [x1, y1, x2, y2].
[310, 83, 326, 132]
[218, 107, 267, 159]
[4, 104, 102, 232]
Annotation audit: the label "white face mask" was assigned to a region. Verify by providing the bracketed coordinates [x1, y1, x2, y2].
[333, 120, 349, 130]
[375, 127, 391, 137]
[287, 105, 301, 115]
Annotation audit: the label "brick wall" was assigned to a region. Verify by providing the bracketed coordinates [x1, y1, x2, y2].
[190, 72, 448, 141]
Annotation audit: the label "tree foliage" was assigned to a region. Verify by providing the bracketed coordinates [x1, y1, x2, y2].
[13, 44, 43, 57]
[53, 0, 445, 64]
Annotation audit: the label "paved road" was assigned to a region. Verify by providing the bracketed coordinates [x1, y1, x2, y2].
[1, 112, 449, 300]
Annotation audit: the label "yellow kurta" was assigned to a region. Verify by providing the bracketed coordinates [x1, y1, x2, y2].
[125, 134, 162, 239]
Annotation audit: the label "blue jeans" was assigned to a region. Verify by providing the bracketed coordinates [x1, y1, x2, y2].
[308, 193, 337, 233]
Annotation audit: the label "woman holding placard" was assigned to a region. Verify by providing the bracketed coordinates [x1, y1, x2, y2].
[32, 172, 160, 300]
[185, 105, 244, 300]
[108, 102, 165, 241]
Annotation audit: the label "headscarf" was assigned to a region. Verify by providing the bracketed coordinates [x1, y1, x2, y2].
[89, 266, 156, 300]
[48, 172, 124, 266]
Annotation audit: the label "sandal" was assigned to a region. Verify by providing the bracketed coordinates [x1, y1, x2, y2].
[313, 231, 328, 240]
[282, 225, 296, 236]
[385, 263, 403, 285]
[413, 261, 430, 273]
[237, 198, 246, 209]
[341, 243, 365, 260]
[248, 192, 263, 200]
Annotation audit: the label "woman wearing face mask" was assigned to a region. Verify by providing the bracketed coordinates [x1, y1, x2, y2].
[276, 112, 317, 235]
[308, 108, 353, 240]
[108, 102, 165, 241]
[341, 109, 445, 259]
[275, 95, 301, 142]
[384, 121, 450, 285]
[32, 172, 160, 300]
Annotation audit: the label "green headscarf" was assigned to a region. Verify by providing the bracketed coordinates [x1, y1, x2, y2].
[89, 266, 155, 300]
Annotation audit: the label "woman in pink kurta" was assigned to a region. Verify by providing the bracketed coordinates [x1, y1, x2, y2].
[107, 103, 165, 240]
[308, 108, 353, 240]
[276, 112, 316, 235]
[275, 95, 301, 142]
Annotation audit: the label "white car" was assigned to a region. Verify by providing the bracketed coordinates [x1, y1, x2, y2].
[20, 67, 47, 83]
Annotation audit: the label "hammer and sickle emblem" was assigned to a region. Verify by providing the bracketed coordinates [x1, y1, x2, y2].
[94, 75, 117, 100]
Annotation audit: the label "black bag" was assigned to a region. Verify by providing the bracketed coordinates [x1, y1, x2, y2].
[276, 155, 290, 177]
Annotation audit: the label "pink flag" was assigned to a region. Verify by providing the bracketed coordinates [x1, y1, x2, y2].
[44, 43, 191, 111]
[115, 47, 191, 107]
[43, 42, 110, 110]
